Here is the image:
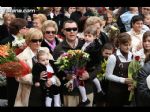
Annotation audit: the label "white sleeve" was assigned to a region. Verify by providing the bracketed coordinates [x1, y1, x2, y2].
[105, 55, 125, 84]
[146, 75, 150, 90]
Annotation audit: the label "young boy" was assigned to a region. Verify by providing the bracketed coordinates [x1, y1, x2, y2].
[77, 26, 104, 106]
[32, 50, 61, 107]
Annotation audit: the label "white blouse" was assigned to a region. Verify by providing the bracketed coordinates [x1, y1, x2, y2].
[105, 49, 133, 84]
[127, 29, 145, 54]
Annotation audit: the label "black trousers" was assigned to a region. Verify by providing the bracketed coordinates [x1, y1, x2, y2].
[6, 77, 19, 107]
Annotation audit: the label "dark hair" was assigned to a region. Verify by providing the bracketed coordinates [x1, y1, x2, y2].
[63, 19, 78, 29]
[102, 42, 114, 52]
[130, 15, 144, 28]
[145, 53, 150, 63]
[118, 32, 131, 44]
[143, 31, 150, 42]
[9, 18, 27, 35]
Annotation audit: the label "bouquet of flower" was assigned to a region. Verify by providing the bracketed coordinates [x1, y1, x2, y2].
[96, 59, 107, 80]
[55, 50, 90, 91]
[12, 36, 27, 55]
[128, 55, 142, 101]
[55, 50, 90, 72]
[0, 44, 31, 77]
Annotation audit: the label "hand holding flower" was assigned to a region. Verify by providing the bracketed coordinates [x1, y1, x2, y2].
[80, 70, 89, 80]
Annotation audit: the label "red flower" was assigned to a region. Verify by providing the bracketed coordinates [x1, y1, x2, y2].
[135, 56, 140, 61]
[47, 72, 53, 78]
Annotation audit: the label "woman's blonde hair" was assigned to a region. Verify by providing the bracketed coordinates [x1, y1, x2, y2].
[84, 16, 103, 29]
[25, 28, 43, 44]
[42, 20, 58, 34]
[33, 13, 47, 24]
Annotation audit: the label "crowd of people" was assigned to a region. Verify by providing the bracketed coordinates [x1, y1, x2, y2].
[0, 7, 150, 107]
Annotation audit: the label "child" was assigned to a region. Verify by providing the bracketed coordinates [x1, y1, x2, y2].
[32, 50, 61, 107]
[105, 32, 134, 106]
[144, 14, 150, 28]
[76, 26, 104, 106]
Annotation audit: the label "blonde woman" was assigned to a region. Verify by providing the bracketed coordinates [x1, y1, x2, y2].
[33, 13, 47, 30]
[41, 20, 62, 54]
[14, 28, 53, 106]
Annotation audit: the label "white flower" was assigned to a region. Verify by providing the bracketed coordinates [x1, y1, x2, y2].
[12, 37, 25, 48]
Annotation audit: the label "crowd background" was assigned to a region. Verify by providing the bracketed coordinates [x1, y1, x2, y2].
[0, 7, 150, 107]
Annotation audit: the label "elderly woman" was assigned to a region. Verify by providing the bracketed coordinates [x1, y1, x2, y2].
[33, 13, 47, 30]
[14, 28, 53, 106]
[84, 16, 109, 47]
[41, 20, 62, 55]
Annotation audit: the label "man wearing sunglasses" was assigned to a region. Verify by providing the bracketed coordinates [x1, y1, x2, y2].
[53, 20, 94, 107]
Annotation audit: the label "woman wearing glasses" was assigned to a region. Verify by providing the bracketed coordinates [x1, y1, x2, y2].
[14, 28, 53, 106]
[41, 20, 62, 55]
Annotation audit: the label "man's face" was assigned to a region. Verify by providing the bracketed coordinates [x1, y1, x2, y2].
[63, 22, 78, 42]
[142, 7, 150, 15]
[102, 49, 113, 59]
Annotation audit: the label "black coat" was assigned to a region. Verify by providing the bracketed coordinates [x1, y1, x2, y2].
[0, 24, 10, 42]
[0, 34, 14, 45]
[137, 61, 150, 106]
[98, 32, 109, 47]
[53, 38, 94, 95]
[84, 39, 103, 73]
[29, 60, 58, 107]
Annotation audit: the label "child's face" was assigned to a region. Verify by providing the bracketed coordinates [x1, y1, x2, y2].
[38, 54, 49, 66]
[120, 42, 131, 54]
[144, 15, 150, 25]
[102, 49, 113, 59]
[143, 36, 150, 50]
[84, 33, 95, 42]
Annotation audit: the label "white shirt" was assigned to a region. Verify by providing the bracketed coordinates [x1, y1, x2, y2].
[127, 29, 145, 54]
[81, 41, 92, 51]
[105, 49, 133, 84]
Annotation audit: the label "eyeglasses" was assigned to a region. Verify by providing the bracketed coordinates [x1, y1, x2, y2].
[64, 27, 78, 32]
[31, 39, 43, 43]
[45, 31, 56, 34]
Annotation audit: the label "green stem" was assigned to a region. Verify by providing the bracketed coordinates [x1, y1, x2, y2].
[129, 90, 134, 102]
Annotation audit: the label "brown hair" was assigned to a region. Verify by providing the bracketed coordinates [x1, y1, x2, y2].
[9, 18, 27, 35]
[117, 32, 131, 44]
[102, 42, 114, 52]
[143, 31, 150, 42]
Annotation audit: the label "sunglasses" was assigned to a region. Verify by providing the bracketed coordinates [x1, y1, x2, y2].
[64, 27, 78, 32]
[31, 39, 43, 43]
[45, 31, 56, 34]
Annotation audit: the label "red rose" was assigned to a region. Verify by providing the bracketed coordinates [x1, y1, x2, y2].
[135, 56, 140, 61]
[47, 72, 53, 78]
